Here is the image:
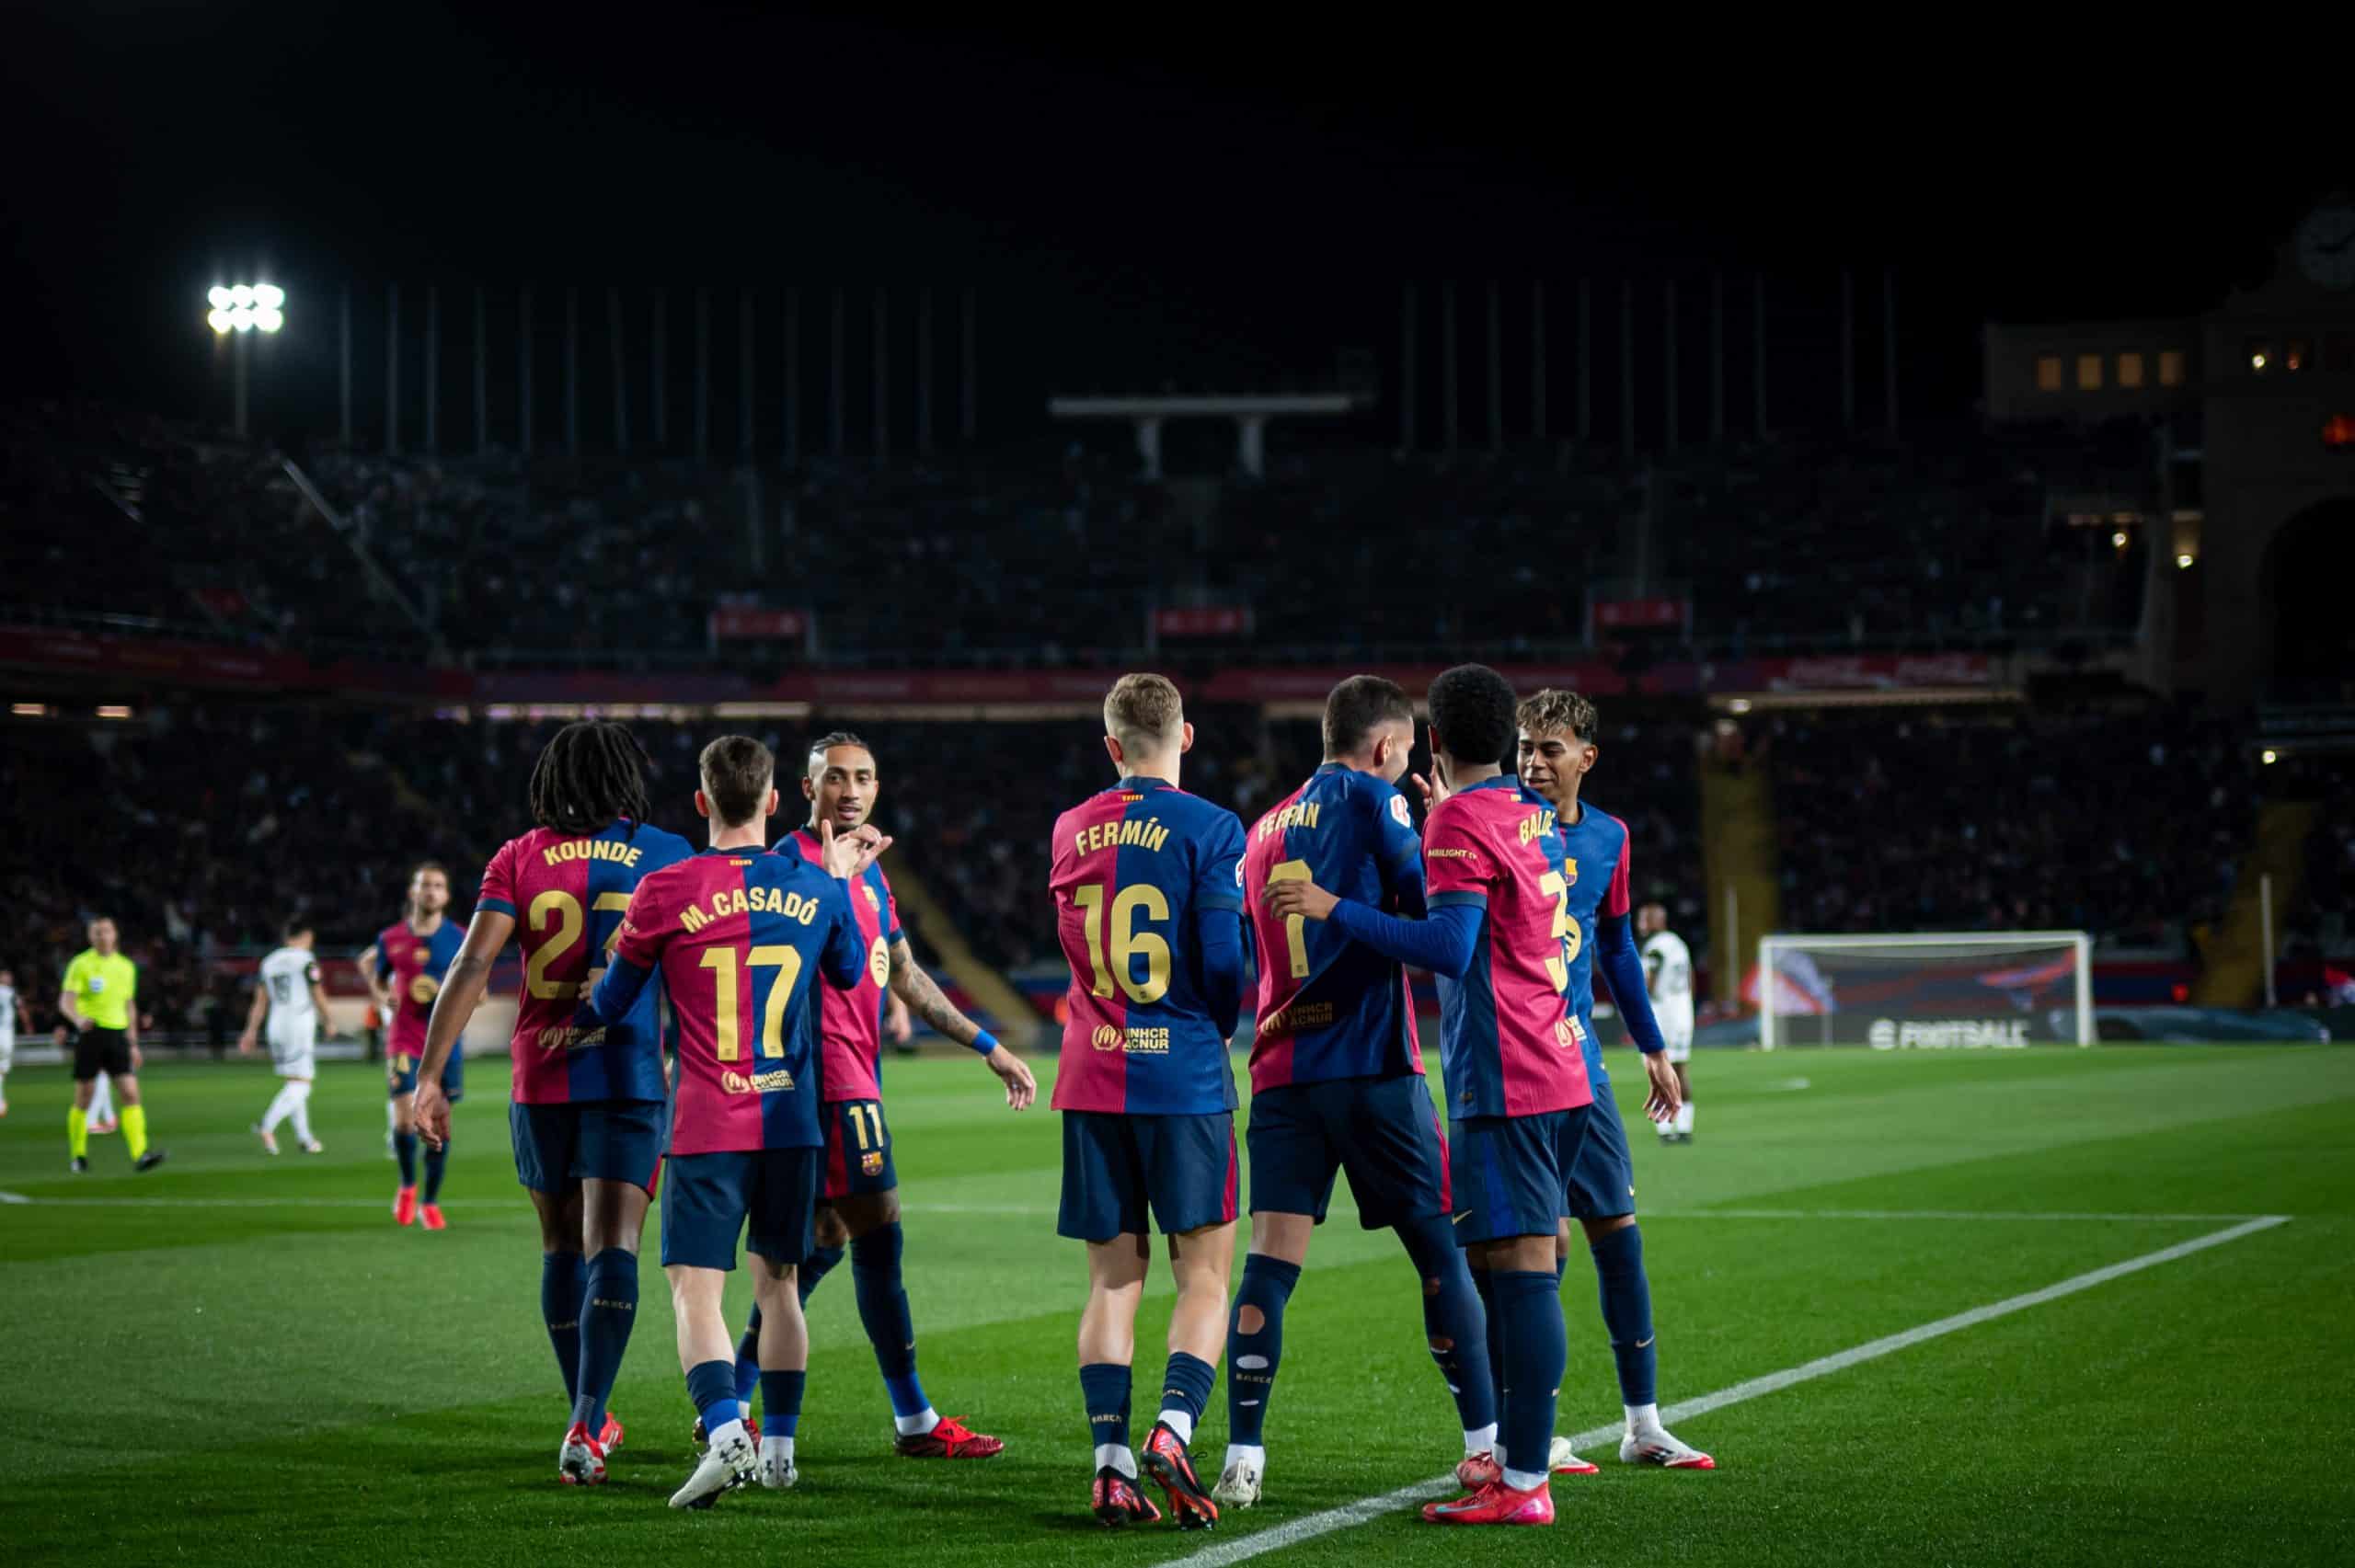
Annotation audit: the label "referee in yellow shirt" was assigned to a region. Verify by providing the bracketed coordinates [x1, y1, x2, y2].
[61, 916, 166, 1173]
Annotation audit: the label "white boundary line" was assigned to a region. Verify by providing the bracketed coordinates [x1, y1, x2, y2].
[1181, 1215, 2291, 1567]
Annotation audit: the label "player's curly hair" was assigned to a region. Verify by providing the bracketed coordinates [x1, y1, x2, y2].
[1515, 688, 1599, 743]
[1426, 664, 1518, 771]
[528, 720, 654, 837]
[805, 730, 875, 774]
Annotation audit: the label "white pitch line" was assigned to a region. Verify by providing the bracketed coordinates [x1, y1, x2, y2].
[1181, 1214, 2291, 1568]
[1665, 1208, 2273, 1223]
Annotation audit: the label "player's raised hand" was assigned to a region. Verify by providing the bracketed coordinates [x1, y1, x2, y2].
[1641, 1049, 1683, 1124]
[986, 1044, 1038, 1110]
[819, 818, 894, 879]
[413, 1078, 452, 1150]
[1263, 876, 1340, 923]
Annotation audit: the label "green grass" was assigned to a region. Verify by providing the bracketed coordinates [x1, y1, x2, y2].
[4, 1045, 2353, 1566]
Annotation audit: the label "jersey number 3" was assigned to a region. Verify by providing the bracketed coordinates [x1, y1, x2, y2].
[1072, 883, 1172, 1004]
[1538, 869, 1581, 992]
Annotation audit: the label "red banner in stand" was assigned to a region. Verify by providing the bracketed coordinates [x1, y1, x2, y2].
[1592, 597, 1687, 630]
[708, 607, 810, 641]
[1153, 606, 1254, 637]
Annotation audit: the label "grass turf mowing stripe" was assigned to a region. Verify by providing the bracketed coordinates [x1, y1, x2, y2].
[1180, 1214, 2292, 1566]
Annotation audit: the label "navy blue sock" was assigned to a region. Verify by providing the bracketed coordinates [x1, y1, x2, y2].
[1396, 1215, 1496, 1436]
[798, 1242, 844, 1305]
[1080, 1362, 1132, 1459]
[735, 1306, 763, 1415]
[422, 1137, 448, 1203]
[394, 1130, 418, 1187]
[1590, 1224, 1657, 1407]
[540, 1250, 586, 1405]
[760, 1369, 806, 1439]
[1157, 1350, 1215, 1442]
[569, 1248, 638, 1433]
[1493, 1268, 1565, 1483]
[1224, 1253, 1299, 1447]
[1471, 1266, 1508, 1425]
[851, 1224, 927, 1419]
[686, 1357, 741, 1440]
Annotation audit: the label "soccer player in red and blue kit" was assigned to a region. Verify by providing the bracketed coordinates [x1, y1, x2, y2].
[716, 732, 1034, 1459]
[1268, 663, 1674, 1526]
[362, 864, 465, 1230]
[1212, 676, 1498, 1509]
[578, 735, 885, 1510]
[1511, 689, 1712, 1473]
[1051, 674, 1248, 1530]
[412, 722, 695, 1485]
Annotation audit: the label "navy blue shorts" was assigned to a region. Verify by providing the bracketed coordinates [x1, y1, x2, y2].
[660, 1148, 822, 1270]
[1449, 1105, 1600, 1245]
[821, 1098, 897, 1201]
[1246, 1073, 1453, 1229]
[1563, 1091, 1637, 1221]
[387, 1048, 465, 1103]
[1058, 1111, 1237, 1242]
[510, 1099, 666, 1195]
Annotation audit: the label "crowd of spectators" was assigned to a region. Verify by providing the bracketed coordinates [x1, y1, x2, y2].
[6, 401, 2150, 670]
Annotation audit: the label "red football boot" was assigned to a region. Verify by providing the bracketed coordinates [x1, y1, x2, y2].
[1140, 1421, 1219, 1531]
[1456, 1450, 1502, 1490]
[393, 1185, 418, 1226]
[557, 1421, 608, 1485]
[1091, 1465, 1163, 1528]
[895, 1414, 1004, 1459]
[598, 1413, 626, 1454]
[419, 1203, 448, 1231]
[1422, 1478, 1555, 1526]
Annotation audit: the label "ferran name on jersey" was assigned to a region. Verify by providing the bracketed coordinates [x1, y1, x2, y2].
[1255, 799, 1322, 841]
[678, 884, 824, 933]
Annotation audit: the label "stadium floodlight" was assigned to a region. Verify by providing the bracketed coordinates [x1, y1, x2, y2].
[209, 282, 285, 334]
[1756, 931, 2095, 1049]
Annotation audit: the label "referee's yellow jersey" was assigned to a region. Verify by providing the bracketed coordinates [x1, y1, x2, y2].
[63, 949, 137, 1030]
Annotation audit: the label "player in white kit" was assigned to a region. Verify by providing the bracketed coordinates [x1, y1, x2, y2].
[0, 967, 29, 1116]
[1637, 904, 1696, 1143]
[239, 917, 333, 1154]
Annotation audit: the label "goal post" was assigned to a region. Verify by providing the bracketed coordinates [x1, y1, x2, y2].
[1756, 931, 2095, 1050]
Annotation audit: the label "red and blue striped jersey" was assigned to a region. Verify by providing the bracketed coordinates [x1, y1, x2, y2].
[780, 824, 902, 1104]
[1243, 764, 1427, 1093]
[374, 917, 464, 1059]
[477, 818, 695, 1104]
[1424, 775, 1600, 1119]
[596, 845, 864, 1155]
[1050, 776, 1246, 1116]
[1553, 797, 1637, 1093]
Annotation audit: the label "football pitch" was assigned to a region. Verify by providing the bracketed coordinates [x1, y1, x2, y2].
[4, 1045, 2350, 1566]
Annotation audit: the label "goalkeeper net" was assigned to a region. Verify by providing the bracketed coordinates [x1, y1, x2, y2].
[1756, 932, 2093, 1049]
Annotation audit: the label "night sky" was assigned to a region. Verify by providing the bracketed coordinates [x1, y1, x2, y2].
[5, 5, 2337, 441]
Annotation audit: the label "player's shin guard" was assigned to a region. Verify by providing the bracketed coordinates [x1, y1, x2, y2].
[1590, 1225, 1657, 1409]
[1492, 1270, 1565, 1491]
[422, 1137, 449, 1203]
[1080, 1362, 1135, 1474]
[852, 1224, 931, 1429]
[542, 1250, 587, 1404]
[394, 1130, 419, 1186]
[1223, 1253, 1299, 1448]
[1397, 1216, 1497, 1439]
[573, 1249, 639, 1434]
[798, 1242, 844, 1305]
[687, 1358, 741, 1442]
[733, 1306, 764, 1416]
[1471, 1265, 1509, 1445]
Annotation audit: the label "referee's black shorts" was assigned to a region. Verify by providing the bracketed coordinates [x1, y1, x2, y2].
[74, 1027, 132, 1080]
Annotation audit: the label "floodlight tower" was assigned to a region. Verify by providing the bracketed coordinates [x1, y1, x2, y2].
[207, 282, 285, 435]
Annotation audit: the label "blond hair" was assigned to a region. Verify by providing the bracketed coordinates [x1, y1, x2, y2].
[1104, 672, 1185, 755]
[1515, 688, 1599, 742]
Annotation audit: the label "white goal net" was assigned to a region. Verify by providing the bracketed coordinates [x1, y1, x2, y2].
[1756, 932, 2094, 1049]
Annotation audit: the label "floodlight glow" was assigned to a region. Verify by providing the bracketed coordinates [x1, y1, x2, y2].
[230, 284, 254, 307]
[208, 308, 233, 334]
[209, 285, 233, 310]
[255, 307, 283, 333]
[230, 307, 254, 330]
[2262, 749, 2280, 765]
[207, 281, 289, 334]
[253, 282, 284, 309]
[2176, 553, 2195, 569]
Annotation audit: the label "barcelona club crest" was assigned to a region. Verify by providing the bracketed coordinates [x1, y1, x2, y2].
[864, 884, 882, 913]
[1562, 857, 1578, 886]
[860, 1150, 886, 1176]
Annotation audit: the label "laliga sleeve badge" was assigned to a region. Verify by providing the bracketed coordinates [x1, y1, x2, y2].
[1389, 794, 1412, 828]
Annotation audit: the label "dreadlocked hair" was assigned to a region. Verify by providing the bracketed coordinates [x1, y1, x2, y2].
[529, 721, 655, 837]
